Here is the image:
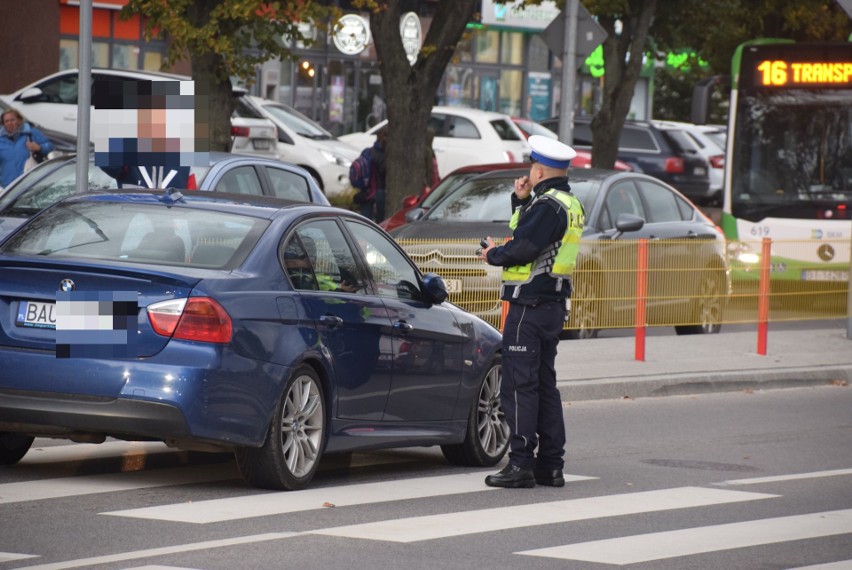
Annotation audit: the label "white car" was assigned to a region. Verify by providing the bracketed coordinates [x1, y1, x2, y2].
[237, 96, 360, 197]
[653, 120, 726, 204]
[340, 106, 531, 178]
[0, 68, 279, 161]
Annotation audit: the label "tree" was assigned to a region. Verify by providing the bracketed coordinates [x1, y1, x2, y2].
[121, 0, 332, 152]
[360, 0, 479, 215]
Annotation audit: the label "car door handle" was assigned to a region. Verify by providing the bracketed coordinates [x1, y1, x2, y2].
[318, 315, 343, 329]
[393, 320, 414, 332]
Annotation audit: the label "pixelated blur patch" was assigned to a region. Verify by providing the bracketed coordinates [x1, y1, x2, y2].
[55, 291, 138, 358]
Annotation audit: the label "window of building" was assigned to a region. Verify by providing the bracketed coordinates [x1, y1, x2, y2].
[500, 32, 523, 65]
[499, 69, 523, 116]
[474, 30, 499, 64]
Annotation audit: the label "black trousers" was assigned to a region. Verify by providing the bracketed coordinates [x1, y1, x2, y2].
[501, 300, 566, 471]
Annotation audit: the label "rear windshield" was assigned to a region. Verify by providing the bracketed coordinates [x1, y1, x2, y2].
[1, 201, 268, 269]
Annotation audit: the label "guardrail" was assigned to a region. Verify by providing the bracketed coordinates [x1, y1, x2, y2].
[397, 237, 851, 339]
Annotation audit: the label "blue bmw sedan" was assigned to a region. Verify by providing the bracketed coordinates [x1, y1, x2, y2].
[0, 190, 507, 490]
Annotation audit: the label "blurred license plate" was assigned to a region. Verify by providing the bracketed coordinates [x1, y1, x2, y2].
[252, 139, 272, 150]
[443, 278, 462, 293]
[694, 167, 707, 176]
[16, 300, 56, 329]
[801, 270, 849, 281]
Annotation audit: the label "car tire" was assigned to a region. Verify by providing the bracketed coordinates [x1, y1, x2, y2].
[441, 356, 508, 467]
[0, 432, 34, 465]
[562, 270, 600, 340]
[675, 268, 725, 335]
[235, 365, 326, 490]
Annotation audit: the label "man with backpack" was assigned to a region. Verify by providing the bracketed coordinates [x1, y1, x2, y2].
[349, 126, 387, 222]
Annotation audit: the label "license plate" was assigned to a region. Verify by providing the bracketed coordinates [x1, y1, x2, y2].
[252, 139, 272, 150]
[801, 270, 849, 281]
[443, 278, 462, 293]
[694, 167, 707, 176]
[16, 300, 56, 329]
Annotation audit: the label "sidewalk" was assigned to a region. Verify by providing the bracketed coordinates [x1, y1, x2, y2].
[554, 325, 852, 401]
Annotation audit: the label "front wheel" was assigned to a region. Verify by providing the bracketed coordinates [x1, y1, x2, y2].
[675, 269, 725, 335]
[442, 356, 509, 467]
[0, 432, 34, 465]
[236, 366, 326, 490]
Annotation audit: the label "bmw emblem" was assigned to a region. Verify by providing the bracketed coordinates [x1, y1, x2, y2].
[59, 279, 76, 292]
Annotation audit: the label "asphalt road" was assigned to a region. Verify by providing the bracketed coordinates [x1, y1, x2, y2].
[2, 384, 850, 569]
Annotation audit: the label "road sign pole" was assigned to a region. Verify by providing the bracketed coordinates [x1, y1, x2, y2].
[557, 0, 579, 145]
[76, 0, 92, 195]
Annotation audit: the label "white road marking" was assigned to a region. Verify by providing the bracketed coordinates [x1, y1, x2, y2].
[102, 472, 598, 523]
[793, 561, 852, 569]
[18, 441, 177, 465]
[311, 486, 777, 542]
[19, 533, 298, 570]
[518, 509, 852, 565]
[0, 463, 239, 504]
[720, 468, 852, 486]
[0, 552, 38, 562]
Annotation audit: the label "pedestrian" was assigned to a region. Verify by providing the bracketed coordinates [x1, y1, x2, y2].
[422, 127, 439, 196]
[478, 135, 584, 488]
[351, 126, 387, 222]
[0, 108, 54, 188]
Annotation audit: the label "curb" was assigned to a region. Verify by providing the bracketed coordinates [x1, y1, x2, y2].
[557, 365, 852, 402]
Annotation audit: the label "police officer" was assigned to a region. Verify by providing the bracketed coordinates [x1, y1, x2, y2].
[478, 135, 584, 488]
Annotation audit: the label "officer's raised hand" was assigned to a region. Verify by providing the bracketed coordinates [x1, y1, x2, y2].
[514, 174, 532, 200]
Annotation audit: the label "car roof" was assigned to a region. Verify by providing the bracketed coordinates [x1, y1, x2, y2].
[447, 162, 529, 175]
[62, 190, 335, 219]
[454, 166, 623, 182]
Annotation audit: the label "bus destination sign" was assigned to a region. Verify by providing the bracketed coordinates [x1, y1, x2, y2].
[757, 60, 852, 86]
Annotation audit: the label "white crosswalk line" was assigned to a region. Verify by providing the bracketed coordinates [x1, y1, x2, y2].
[719, 468, 852, 486]
[310, 487, 777, 542]
[517, 509, 852, 565]
[0, 463, 239, 504]
[102, 472, 598, 523]
[18, 441, 175, 465]
[0, 552, 38, 563]
[793, 561, 852, 569]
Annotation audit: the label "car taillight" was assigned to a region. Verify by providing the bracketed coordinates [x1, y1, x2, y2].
[231, 126, 250, 137]
[186, 173, 197, 190]
[148, 297, 232, 344]
[504, 151, 516, 162]
[709, 155, 724, 169]
[664, 157, 685, 173]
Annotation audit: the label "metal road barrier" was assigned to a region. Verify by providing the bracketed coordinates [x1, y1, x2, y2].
[396, 238, 851, 335]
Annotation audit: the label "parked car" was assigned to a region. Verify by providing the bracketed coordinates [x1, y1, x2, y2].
[340, 106, 531, 178]
[540, 117, 712, 204]
[653, 120, 726, 205]
[391, 168, 729, 339]
[237, 96, 361, 197]
[0, 68, 279, 160]
[0, 152, 329, 241]
[515, 116, 631, 172]
[0, 190, 507, 490]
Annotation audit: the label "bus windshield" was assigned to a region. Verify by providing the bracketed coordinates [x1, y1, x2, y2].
[730, 89, 852, 221]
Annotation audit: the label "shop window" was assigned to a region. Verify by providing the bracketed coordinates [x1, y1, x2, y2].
[500, 32, 523, 65]
[60, 39, 78, 70]
[143, 52, 162, 72]
[474, 30, 499, 64]
[454, 33, 474, 63]
[528, 35, 549, 71]
[499, 69, 522, 117]
[112, 45, 139, 70]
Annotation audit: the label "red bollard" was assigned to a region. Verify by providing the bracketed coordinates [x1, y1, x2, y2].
[635, 239, 649, 361]
[757, 237, 772, 355]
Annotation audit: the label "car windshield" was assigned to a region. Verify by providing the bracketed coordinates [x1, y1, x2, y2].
[420, 172, 479, 209]
[0, 161, 213, 217]
[425, 175, 599, 223]
[262, 103, 333, 140]
[1, 201, 268, 269]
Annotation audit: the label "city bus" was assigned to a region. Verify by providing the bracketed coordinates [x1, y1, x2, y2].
[697, 40, 852, 287]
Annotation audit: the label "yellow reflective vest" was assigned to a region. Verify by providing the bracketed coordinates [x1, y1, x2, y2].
[501, 188, 584, 297]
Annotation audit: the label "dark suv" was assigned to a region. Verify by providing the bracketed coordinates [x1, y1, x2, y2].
[541, 117, 712, 204]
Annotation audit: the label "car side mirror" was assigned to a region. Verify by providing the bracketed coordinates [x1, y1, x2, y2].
[611, 213, 645, 240]
[405, 207, 425, 223]
[19, 87, 44, 103]
[421, 272, 448, 304]
[401, 195, 418, 208]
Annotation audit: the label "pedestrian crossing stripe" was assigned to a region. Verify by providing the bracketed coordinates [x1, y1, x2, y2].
[0, 552, 38, 563]
[517, 508, 852, 565]
[101, 472, 599, 523]
[310, 487, 777, 542]
[720, 468, 852, 486]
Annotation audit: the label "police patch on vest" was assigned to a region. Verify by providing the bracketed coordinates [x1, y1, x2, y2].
[508, 345, 528, 352]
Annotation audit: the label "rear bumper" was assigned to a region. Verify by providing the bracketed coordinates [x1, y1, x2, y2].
[0, 344, 290, 448]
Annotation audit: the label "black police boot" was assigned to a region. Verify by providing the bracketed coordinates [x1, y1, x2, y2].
[534, 468, 565, 487]
[485, 464, 535, 488]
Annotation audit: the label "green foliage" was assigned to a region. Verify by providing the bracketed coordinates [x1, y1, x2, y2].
[121, 0, 335, 82]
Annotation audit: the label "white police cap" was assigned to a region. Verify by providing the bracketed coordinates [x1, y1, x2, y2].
[528, 134, 577, 169]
